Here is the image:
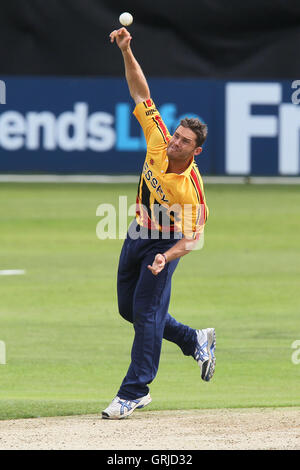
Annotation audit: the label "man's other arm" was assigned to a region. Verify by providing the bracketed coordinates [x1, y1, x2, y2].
[147, 237, 201, 276]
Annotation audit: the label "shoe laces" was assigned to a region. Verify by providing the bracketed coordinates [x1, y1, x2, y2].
[115, 397, 140, 414]
[194, 340, 209, 363]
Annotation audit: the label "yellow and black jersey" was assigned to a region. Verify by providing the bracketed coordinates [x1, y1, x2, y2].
[133, 98, 209, 239]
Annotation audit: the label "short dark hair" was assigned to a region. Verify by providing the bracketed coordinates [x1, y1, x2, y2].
[179, 117, 208, 147]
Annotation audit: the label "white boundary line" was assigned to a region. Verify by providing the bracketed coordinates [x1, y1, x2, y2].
[0, 174, 139, 183]
[0, 270, 26, 276]
[0, 174, 299, 184]
[0, 340, 6, 365]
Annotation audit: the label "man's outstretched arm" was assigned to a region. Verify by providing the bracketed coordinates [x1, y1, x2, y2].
[147, 237, 201, 276]
[110, 27, 150, 105]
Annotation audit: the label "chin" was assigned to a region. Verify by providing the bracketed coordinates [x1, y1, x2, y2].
[167, 149, 177, 159]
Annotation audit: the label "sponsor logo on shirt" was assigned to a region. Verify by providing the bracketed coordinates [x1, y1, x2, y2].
[145, 108, 157, 116]
[143, 161, 169, 203]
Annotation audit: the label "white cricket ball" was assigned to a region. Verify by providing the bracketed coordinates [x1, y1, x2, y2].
[119, 12, 133, 27]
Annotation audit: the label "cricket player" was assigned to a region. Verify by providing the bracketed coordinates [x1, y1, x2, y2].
[102, 28, 216, 419]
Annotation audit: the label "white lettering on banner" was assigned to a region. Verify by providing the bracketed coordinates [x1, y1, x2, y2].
[0, 111, 26, 150]
[26, 112, 56, 150]
[0, 102, 116, 152]
[291, 80, 300, 105]
[226, 83, 281, 175]
[279, 104, 300, 174]
[87, 112, 115, 151]
[226, 82, 300, 175]
[0, 80, 6, 104]
[56, 103, 88, 151]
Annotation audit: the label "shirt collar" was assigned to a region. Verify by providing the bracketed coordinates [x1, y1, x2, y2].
[163, 155, 195, 176]
[180, 156, 195, 176]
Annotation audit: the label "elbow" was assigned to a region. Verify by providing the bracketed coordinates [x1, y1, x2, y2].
[132, 93, 150, 106]
[183, 237, 203, 252]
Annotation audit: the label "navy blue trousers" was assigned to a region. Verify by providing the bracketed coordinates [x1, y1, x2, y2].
[117, 221, 197, 400]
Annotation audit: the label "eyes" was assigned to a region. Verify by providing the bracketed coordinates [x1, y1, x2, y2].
[173, 132, 192, 145]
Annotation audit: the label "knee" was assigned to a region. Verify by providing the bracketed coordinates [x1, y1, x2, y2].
[118, 299, 133, 323]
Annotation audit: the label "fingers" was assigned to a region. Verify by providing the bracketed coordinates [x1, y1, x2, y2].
[147, 254, 166, 275]
[118, 27, 128, 35]
[147, 265, 159, 276]
[109, 30, 117, 43]
[147, 262, 164, 276]
[109, 27, 131, 43]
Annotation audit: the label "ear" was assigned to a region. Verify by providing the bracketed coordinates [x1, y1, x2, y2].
[194, 147, 202, 156]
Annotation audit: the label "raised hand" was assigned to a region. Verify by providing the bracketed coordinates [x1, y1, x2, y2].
[109, 27, 132, 51]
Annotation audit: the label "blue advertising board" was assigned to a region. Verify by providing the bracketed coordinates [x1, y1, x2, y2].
[0, 77, 299, 175]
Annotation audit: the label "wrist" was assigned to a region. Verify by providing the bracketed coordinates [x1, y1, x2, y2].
[162, 253, 168, 263]
[121, 45, 131, 54]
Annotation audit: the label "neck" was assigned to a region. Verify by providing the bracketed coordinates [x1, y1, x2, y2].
[166, 156, 193, 174]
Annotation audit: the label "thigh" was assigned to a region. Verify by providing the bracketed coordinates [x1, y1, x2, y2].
[117, 238, 140, 323]
[132, 252, 180, 324]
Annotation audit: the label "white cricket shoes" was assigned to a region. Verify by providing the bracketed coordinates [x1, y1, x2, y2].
[102, 393, 152, 419]
[194, 328, 216, 381]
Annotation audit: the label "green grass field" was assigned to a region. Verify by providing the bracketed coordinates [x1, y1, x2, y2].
[0, 182, 299, 420]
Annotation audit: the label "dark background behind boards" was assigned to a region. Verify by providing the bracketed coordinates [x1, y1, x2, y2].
[0, 0, 299, 78]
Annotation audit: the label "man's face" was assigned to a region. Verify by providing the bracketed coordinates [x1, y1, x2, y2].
[167, 125, 202, 161]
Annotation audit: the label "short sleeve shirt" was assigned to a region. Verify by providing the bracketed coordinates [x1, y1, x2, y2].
[134, 98, 209, 239]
